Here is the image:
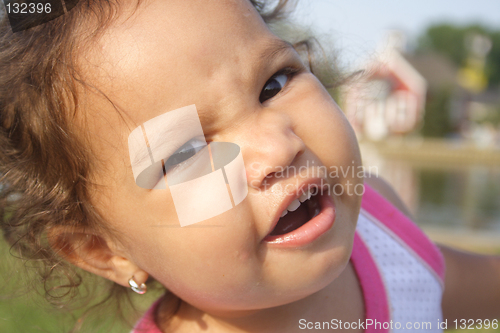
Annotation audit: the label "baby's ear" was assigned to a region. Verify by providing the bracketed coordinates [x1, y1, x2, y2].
[47, 226, 148, 288]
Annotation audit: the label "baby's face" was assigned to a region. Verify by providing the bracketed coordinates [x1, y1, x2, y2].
[81, 0, 362, 315]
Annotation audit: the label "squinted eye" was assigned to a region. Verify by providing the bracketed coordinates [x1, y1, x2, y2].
[259, 74, 289, 103]
[164, 137, 206, 171]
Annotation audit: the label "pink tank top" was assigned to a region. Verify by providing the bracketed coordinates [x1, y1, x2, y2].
[351, 184, 445, 333]
[132, 184, 445, 333]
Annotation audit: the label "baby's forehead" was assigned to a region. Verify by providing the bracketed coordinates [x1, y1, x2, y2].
[81, 0, 277, 124]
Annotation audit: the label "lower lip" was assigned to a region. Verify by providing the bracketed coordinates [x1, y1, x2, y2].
[263, 192, 336, 247]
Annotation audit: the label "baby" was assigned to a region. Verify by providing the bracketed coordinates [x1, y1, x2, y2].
[0, 0, 499, 332]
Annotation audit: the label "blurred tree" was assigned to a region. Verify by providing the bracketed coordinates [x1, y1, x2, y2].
[487, 31, 500, 87]
[420, 86, 455, 137]
[417, 24, 500, 88]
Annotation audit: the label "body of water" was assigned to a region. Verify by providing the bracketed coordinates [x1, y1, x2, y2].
[368, 157, 500, 233]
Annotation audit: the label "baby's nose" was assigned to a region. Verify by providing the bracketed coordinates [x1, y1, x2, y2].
[242, 112, 306, 188]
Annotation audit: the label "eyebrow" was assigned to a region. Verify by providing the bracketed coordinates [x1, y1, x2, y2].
[260, 39, 296, 62]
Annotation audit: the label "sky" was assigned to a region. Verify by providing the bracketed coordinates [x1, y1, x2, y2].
[292, 0, 500, 67]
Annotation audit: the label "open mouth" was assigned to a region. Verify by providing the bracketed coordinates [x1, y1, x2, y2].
[269, 189, 321, 236]
[263, 185, 336, 247]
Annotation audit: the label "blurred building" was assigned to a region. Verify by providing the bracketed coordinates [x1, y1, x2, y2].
[343, 31, 500, 147]
[343, 32, 427, 141]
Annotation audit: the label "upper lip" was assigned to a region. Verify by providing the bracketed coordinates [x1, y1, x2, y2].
[263, 178, 329, 239]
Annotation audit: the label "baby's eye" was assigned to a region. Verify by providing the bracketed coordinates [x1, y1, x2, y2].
[164, 137, 206, 171]
[259, 73, 289, 103]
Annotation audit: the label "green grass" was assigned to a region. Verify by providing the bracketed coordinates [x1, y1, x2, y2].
[0, 239, 74, 332]
[0, 297, 73, 333]
[0, 237, 162, 333]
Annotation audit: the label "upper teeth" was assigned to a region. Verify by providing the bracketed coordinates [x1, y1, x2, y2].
[280, 188, 315, 218]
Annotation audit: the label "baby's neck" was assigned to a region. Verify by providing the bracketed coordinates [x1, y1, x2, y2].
[158, 262, 364, 333]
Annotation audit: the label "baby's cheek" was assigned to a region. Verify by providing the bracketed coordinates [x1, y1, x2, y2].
[154, 227, 260, 293]
[163, 249, 263, 308]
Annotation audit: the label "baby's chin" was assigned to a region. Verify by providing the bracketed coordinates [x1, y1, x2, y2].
[176, 249, 350, 317]
[189, 275, 342, 319]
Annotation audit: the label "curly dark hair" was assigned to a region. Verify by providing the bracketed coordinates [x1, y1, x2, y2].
[0, 0, 340, 331]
